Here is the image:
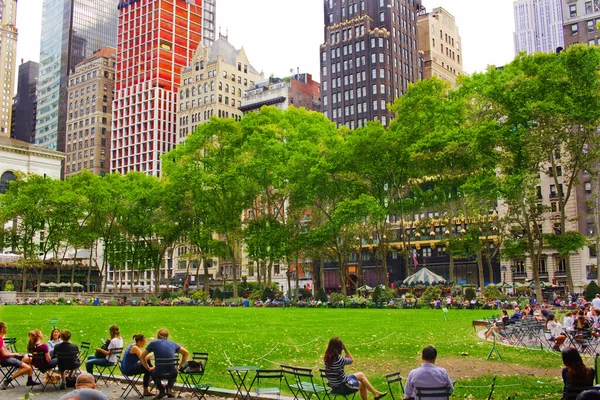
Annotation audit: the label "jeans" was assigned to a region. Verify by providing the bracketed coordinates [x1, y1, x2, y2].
[85, 356, 113, 374]
[153, 367, 177, 392]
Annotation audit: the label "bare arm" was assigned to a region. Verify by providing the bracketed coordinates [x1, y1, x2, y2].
[178, 346, 189, 369]
[140, 349, 153, 371]
[342, 344, 353, 361]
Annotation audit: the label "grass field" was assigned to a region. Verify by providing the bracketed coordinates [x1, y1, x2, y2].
[0, 305, 570, 399]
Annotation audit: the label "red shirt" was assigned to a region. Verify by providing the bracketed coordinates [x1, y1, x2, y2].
[0, 336, 5, 362]
[32, 343, 50, 369]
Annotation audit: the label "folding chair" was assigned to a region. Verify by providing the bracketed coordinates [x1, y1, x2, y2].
[94, 347, 123, 386]
[414, 386, 452, 400]
[153, 357, 180, 395]
[78, 341, 91, 363]
[250, 369, 284, 398]
[29, 352, 60, 392]
[319, 369, 357, 400]
[120, 358, 143, 398]
[384, 372, 404, 400]
[178, 352, 210, 399]
[0, 338, 20, 388]
[48, 318, 60, 329]
[55, 350, 81, 388]
[281, 364, 328, 400]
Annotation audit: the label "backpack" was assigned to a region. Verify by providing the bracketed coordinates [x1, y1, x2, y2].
[179, 360, 204, 374]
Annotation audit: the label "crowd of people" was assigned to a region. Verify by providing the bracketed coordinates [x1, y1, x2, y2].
[0, 321, 189, 399]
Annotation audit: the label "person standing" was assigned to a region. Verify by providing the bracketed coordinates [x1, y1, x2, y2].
[140, 328, 189, 399]
[403, 346, 453, 400]
[0, 322, 38, 389]
[323, 337, 386, 400]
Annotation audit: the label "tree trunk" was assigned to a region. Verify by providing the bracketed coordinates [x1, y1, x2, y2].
[477, 249, 485, 291]
[21, 266, 27, 293]
[231, 240, 239, 298]
[449, 254, 455, 284]
[319, 256, 325, 291]
[267, 259, 273, 287]
[183, 259, 190, 294]
[294, 256, 300, 301]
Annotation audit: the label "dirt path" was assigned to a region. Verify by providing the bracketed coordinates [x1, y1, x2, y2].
[435, 357, 559, 380]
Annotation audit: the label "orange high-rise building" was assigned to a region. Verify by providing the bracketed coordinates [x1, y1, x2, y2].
[112, 0, 215, 176]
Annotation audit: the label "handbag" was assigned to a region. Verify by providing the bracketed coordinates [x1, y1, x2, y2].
[94, 339, 110, 358]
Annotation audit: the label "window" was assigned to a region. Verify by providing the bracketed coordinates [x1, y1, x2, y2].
[572, 24, 579, 35]
[585, 181, 592, 193]
[570, 4, 577, 17]
[588, 20, 595, 32]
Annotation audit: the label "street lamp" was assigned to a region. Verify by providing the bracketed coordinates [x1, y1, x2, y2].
[510, 265, 516, 295]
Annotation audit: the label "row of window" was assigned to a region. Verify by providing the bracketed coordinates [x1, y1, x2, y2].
[66, 159, 106, 174]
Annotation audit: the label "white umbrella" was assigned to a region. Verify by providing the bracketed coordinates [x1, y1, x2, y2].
[71, 282, 84, 288]
[403, 267, 446, 286]
[57, 282, 70, 288]
[39, 282, 48, 287]
[46, 282, 58, 287]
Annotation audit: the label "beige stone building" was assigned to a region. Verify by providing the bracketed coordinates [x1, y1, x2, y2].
[64, 47, 115, 177]
[0, 0, 17, 137]
[417, 7, 463, 86]
[176, 34, 263, 143]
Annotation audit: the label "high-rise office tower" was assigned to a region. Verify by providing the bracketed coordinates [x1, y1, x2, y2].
[417, 7, 463, 87]
[0, 1, 17, 137]
[111, 0, 214, 176]
[561, 0, 600, 48]
[514, 0, 564, 55]
[320, 0, 423, 129]
[11, 61, 39, 144]
[35, 0, 118, 152]
[64, 47, 115, 178]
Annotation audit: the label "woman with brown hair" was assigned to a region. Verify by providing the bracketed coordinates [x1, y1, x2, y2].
[27, 329, 58, 371]
[561, 347, 595, 400]
[120, 334, 153, 397]
[323, 337, 386, 400]
[85, 324, 123, 374]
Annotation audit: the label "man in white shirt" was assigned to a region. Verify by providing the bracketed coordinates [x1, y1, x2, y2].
[592, 294, 600, 310]
[403, 346, 453, 400]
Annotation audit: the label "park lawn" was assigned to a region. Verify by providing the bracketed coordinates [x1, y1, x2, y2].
[0, 305, 567, 399]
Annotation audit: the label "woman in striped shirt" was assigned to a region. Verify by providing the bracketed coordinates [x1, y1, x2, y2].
[323, 337, 387, 400]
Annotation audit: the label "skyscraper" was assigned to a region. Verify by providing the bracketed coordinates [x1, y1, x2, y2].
[11, 61, 39, 144]
[514, 0, 564, 55]
[111, 0, 214, 176]
[35, 0, 118, 151]
[0, 0, 17, 137]
[417, 7, 463, 86]
[320, 0, 423, 129]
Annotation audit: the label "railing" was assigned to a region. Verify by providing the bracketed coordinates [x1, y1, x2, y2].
[513, 272, 528, 279]
[554, 270, 567, 278]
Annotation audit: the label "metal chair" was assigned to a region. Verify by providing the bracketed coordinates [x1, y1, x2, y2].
[251, 369, 284, 398]
[0, 338, 20, 388]
[153, 357, 179, 395]
[414, 386, 453, 399]
[384, 372, 404, 400]
[178, 352, 210, 399]
[119, 357, 143, 398]
[94, 347, 123, 386]
[29, 352, 60, 392]
[281, 364, 328, 400]
[319, 369, 357, 400]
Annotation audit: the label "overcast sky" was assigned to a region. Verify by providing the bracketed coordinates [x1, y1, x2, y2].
[16, 0, 515, 87]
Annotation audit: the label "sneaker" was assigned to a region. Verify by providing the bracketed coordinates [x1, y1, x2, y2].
[1, 378, 11, 390]
[26, 379, 41, 386]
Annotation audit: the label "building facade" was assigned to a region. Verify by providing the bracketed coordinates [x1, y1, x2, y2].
[320, 0, 424, 129]
[35, 0, 118, 152]
[64, 47, 115, 178]
[176, 35, 263, 143]
[417, 7, 463, 86]
[11, 61, 39, 144]
[0, 0, 17, 137]
[239, 73, 321, 114]
[562, 0, 600, 47]
[514, 0, 564, 55]
[111, 0, 213, 176]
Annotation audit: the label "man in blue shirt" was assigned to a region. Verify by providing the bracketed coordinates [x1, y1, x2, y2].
[403, 346, 453, 400]
[140, 329, 189, 399]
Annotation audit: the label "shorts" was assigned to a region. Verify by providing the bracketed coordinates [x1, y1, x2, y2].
[1, 357, 23, 368]
[331, 375, 360, 394]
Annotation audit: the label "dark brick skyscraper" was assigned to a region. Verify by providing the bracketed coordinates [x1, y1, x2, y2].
[320, 0, 423, 128]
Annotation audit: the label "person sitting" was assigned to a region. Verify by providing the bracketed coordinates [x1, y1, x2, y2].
[485, 310, 509, 339]
[120, 334, 153, 397]
[86, 324, 123, 374]
[564, 312, 575, 332]
[403, 346, 453, 400]
[47, 328, 62, 358]
[507, 307, 522, 324]
[561, 347, 595, 400]
[27, 329, 58, 372]
[545, 314, 566, 351]
[323, 337, 386, 400]
[54, 329, 81, 389]
[58, 372, 108, 400]
[0, 321, 38, 389]
[140, 328, 189, 399]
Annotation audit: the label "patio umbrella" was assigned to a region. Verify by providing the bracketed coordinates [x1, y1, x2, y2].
[498, 282, 512, 289]
[357, 285, 373, 292]
[39, 282, 49, 287]
[71, 282, 84, 288]
[403, 267, 446, 286]
[57, 282, 70, 288]
[46, 282, 58, 287]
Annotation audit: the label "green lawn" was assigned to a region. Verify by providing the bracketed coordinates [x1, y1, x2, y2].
[0, 305, 568, 399]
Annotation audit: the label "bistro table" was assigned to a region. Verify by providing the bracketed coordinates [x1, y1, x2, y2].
[227, 365, 261, 400]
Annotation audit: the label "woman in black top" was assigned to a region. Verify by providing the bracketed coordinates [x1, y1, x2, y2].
[323, 337, 386, 400]
[561, 347, 595, 400]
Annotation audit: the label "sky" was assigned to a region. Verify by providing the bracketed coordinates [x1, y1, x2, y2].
[16, 0, 516, 87]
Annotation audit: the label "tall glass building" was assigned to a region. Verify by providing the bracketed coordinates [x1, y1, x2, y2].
[35, 0, 118, 151]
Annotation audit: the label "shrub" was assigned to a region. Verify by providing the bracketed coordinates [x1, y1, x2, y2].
[191, 290, 208, 302]
[584, 281, 600, 302]
[329, 292, 346, 304]
[464, 287, 476, 301]
[483, 284, 504, 301]
[298, 288, 312, 299]
[315, 288, 327, 302]
[373, 286, 395, 304]
[248, 289, 262, 301]
[421, 286, 442, 303]
[3, 281, 14, 291]
[212, 288, 224, 301]
[261, 286, 275, 302]
[160, 289, 171, 300]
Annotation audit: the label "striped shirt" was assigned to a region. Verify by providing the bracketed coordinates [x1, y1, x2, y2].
[325, 356, 352, 387]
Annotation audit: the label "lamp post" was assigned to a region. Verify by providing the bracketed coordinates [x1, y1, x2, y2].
[510, 266, 516, 295]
